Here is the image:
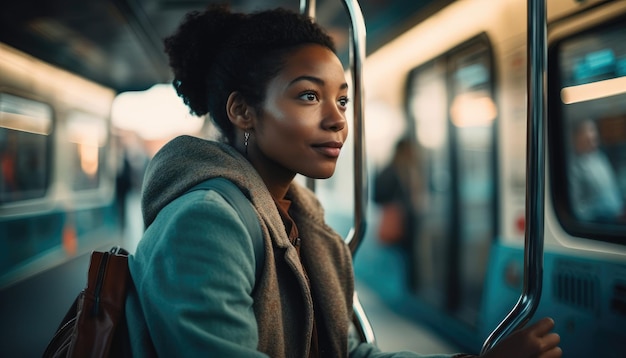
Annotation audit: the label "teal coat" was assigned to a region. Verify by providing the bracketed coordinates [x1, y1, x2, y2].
[126, 136, 462, 358]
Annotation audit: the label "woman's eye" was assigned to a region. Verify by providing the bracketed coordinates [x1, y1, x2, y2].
[338, 97, 350, 107]
[299, 92, 318, 102]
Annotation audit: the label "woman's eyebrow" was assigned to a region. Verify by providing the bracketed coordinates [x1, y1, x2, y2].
[289, 75, 349, 90]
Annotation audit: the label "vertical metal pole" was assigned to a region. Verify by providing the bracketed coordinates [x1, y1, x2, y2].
[341, 0, 367, 255]
[340, 0, 374, 346]
[302, 0, 372, 346]
[300, 0, 316, 18]
[481, 0, 547, 354]
[300, 0, 367, 253]
[301, 0, 317, 192]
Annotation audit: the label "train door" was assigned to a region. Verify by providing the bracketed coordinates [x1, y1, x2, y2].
[406, 35, 497, 328]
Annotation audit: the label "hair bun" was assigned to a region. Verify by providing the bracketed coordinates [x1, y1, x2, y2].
[163, 4, 245, 116]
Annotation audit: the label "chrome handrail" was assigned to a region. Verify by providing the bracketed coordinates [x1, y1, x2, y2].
[340, 0, 367, 255]
[301, 0, 317, 193]
[353, 291, 376, 344]
[299, 0, 374, 346]
[339, 0, 373, 345]
[299, 0, 316, 18]
[299, 0, 367, 254]
[481, 0, 547, 353]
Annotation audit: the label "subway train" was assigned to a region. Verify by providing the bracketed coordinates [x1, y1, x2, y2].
[315, 0, 626, 357]
[0, 42, 127, 355]
[0, 41, 122, 285]
[1, 0, 625, 357]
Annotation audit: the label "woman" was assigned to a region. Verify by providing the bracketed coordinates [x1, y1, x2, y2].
[125, 5, 561, 358]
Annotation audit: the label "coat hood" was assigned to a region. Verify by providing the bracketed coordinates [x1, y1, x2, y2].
[140, 135, 266, 228]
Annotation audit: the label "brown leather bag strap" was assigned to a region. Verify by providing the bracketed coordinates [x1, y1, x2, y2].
[70, 248, 130, 357]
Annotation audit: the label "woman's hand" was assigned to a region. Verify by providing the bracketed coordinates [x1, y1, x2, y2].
[482, 317, 562, 358]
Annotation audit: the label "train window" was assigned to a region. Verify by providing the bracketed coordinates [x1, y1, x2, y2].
[66, 111, 107, 191]
[549, 17, 626, 244]
[0, 93, 52, 203]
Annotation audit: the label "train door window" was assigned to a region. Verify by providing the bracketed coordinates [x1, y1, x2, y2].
[0, 93, 52, 203]
[549, 17, 626, 244]
[448, 39, 497, 326]
[66, 111, 107, 191]
[406, 35, 496, 328]
[407, 60, 451, 309]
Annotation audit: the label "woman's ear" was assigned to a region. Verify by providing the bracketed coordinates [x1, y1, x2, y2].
[226, 91, 254, 130]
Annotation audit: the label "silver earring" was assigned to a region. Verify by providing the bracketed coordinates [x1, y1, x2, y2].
[244, 131, 250, 155]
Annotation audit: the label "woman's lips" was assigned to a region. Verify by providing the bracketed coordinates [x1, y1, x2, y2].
[312, 142, 343, 157]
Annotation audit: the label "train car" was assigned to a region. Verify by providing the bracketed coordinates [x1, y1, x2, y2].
[0, 43, 125, 355]
[2, 0, 625, 356]
[321, 0, 625, 356]
[0, 42, 122, 284]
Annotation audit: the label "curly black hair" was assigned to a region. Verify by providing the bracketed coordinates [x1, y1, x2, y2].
[163, 4, 336, 143]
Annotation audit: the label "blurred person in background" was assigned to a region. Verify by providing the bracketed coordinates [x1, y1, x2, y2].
[374, 136, 422, 292]
[568, 118, 625, 222]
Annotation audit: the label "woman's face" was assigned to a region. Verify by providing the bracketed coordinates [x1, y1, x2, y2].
[250, 44, 349, 182]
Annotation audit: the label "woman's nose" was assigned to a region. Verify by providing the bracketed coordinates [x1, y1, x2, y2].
[322, 104, 347, 132]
